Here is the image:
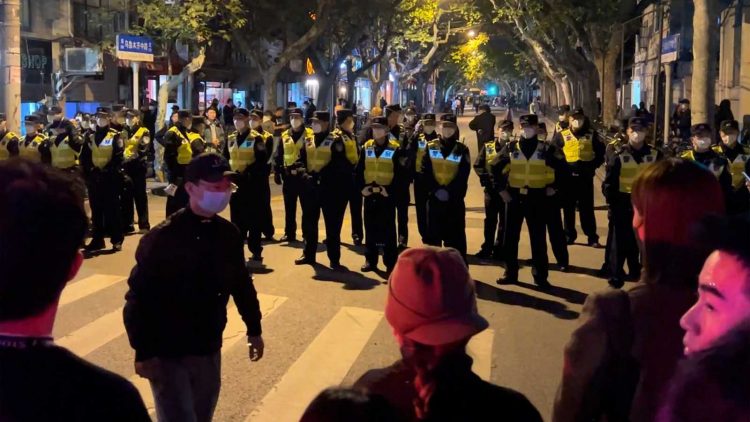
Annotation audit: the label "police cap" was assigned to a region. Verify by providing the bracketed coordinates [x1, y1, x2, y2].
[112, 104, 126, 113]
[49, 105, 63, 115]
[519, 114, 539, 126]
[404, 107, 417, 116]
[336, 109, 353, 125]
[628, 117, 647, 130]
[371, 116, 388, 127]
[125, 109, 141, 118]
[311, 111, 330, 122]
[440, 114, 457, 124]
[24, 115, 40, 124]
[421, 113, 436, 122]
[288, 108, 303, 117]
[691, 123, 711, 134]
[679, 98, 690, 105]
[571, 107, 585, 117]
[249, 109, 264, 119]
[720, 119, 739, 133]
[177, 110, 192, 119]
[233, 108, 250, 118]
[95, 107, 111, 117]
[498, 119, 514, 131]
[385, 104, 402, 116]
[185, 153, 234, 183]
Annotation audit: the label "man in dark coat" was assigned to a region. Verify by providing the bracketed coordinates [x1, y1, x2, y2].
[468, 104, 496, 152]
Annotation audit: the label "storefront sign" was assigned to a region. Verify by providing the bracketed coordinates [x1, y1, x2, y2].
[21, 38, 52, 85]
[116, 34, 154, 62]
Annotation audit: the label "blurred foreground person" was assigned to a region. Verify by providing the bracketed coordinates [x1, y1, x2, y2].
[301, 387, 397, 422]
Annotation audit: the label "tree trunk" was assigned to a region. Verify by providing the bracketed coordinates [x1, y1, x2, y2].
[692, 0, 719, 126]
[560, 77, 574, 107]
[156, 50, 205, 131]
[595, 49, 620, 126]
[317, 72, 337, 112]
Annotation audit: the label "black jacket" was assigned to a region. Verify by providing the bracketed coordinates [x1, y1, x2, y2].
[468, 111, 496, 144]
[420, 138, 471, 201]
[123, 208, 263, 361]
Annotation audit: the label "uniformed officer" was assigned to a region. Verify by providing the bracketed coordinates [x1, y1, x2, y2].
[45, 105, 71, 138]
[19, 115, 47, 162]
[187, 116, 209, 155]
[602, 117, 663, 288]
[110, 104, 127, 132]
[493, 114, 564, 288]
[713, 119, 750, 215]
[680, 123, 733, 207]
[294, 111, 354, 268]
[552, 105, 571, 138]
[421, 114, 471, 260]
[385, 104, 411, 248]
[0, 113, 20, 161]
[79, 107, 125, 252]
[356, 116, 403, 273]
[335, 108, 364, 245]
[538, 120, 569, 271]
[598, 119, 629, 279]
[120, 109, 151, 233]
[274, 108, 311, 242]
[402, 106, 419, 142]
[411, 113, 438, 243]
[249, 109, 276, 241]
[552, 107, 605, 247]
[473, 119, 513, 260]
[224, 108, 269, 263]
[40, 119, 82, 172]
[163, 110, 195, 216]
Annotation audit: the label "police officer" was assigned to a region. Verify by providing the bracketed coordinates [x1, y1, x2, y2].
[680, 123, 733, 206]
[553, 107, 605, 247]
[120, 109, 151, 233]
[335, 109, 364, 245]
[493, 114, 564, 288]
[473, 119, 513, 260]
[538, 120, 569, 271]
[0, 113, 20, 161]
[294, 111, 354, 268]
[45, 105, 71, 138]
[79, 107, 125, 252]
[403, 107, 419, 142]
[602, 117, 662, 288]
[713, 119, 750, 215]
[40, 119, 82, 172]
[188, 116, 209, 155]
[552, 105, 571, 138]
[274, 108, 311, 242]
[19, 115, 47, 162]
[224, 108, 269, 263]
[357, 116, 403, 273]
[412, 113, 438, 243]
[598, 119, 629, 279]
[110, 104, 127, 132]
[385, 104, 411, 248]
[163, 110, 195, 216]
[421, 114, 471, 259]
[249, 109, 276, 240]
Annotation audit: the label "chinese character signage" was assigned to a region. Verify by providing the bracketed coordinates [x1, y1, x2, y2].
[116, 34, 154, 62]
[661, 34, 680, 63]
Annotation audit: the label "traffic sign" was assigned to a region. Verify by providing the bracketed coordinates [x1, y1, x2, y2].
[116, 34, 154, 62]
[661, 33, 680, 63]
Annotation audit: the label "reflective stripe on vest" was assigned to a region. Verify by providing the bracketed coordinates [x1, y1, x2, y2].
[681, 150, 725, 179]
[618, 150, 658, 194]
[50, 137, 77, 169]
[714, 145, 750, 189]
[91, 133, 115, 169]
[415, 136, 429, 173]
[428, 142, 462, 186]
[0, 132, 17, 161]
[306, 137, 333, 173]
[228, 137, 256, 172]
[508, 143, 551, 189]
[124, 127, 149, 160]
[19, 135, 45, 162]
[363, 139, 398, 186]
[484, 141, 499, 173]
[282, 128, 312, 167]
[561, 129, 594, 162]
[168, 127, 193, 165]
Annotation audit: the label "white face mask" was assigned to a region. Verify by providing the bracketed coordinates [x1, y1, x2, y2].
[262, 116, 272, 123]
[25, 124, 37, 134]
[522, 128, 536, 139]
[291, 118, 303, 129]
[423, 124, 436, 134]
[126, 118, 135, 127]
[441, 127, 456, 139]
[629, 131, 645, 146]
[373, 128, 387, 139]
[96, 118, 109, 128]
[722, 133, 738, 146]
[342, 120, 355, 132]
[312, 122, 324, 134]
[81, 121, 90, 130]
[571, 119, 583, 129]
[499, 132, 510, 141]
[234, 119, 247, 130]
[250, 120, 261, 129]
[693, 137, 711, 151]
[197, 189, 232, 215]
[558, 115, 567, 122]
[48, 114, 62, 122]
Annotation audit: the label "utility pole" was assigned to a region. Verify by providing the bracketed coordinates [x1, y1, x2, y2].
[1, 0, 22, 133]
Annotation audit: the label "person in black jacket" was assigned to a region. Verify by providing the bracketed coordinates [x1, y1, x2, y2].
[469, 104, 496, 153]
[124, 153, 264, 422]
[162, 110, 195, 216]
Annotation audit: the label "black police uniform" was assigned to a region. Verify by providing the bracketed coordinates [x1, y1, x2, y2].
[420, 114, 471, 259]
[79, 107, 125, 250]
[713, 120, 750, 215]
[539, 124, 569, 270]
[274, 108, 308, 241]
[680, 123, 734, 210]
[336, 109, 364, 245]
[18, 115, 46, 163]
[163, 111, 194, 216]
[120, 112, 151, 232]
[386, 105, 412, 248]
[411, 115, 439, 244]
[552, 108, 606, 245]
[250, 109, 276, 240]
[0, 121, 20, 161]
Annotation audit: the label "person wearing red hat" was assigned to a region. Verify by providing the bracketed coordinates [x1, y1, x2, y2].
[354, 247, 542, 421]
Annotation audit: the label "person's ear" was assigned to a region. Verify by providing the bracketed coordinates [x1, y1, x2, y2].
[184, 181, 197, 197]
[67, 251, 84, 282]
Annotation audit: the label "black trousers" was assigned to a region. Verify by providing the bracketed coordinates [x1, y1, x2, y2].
[609, 194, 640, 278]
[395, 185, 410, 244]
[148, 352, 221, 422]
[425, 196, 467, 259]
[601, 207, 615, 273]
[348, 181, 364, 241]
[260, 176, 274, 237]
[414, 175, 429, 243]
[282, 173, 303, 238]
[546, 193, 569, 266]
[364, 194, 397, 269]
[230, 179, 265, 258]
[166, 182, 189, 217]
[503, 192, 548, 282]
[300, 181, 349, 263]
[86, 170, 124, 244]
[562, 173, 599, 242]
[121, 159, 150, 229]
[482, 190, 505, 253]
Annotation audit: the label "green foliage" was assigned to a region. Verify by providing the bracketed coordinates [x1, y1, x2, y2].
[450, 33, 489, 84]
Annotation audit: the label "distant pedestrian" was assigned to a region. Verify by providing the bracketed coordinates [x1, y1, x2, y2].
[222, 99, 236, 128]
[124, 153, 265, 422]
[468, 104, 496, 152]
[0, 159, 149, 421]
[355, 247, 543, 422]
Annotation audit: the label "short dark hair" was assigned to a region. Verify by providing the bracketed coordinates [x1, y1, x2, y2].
[0, 160, 87, 321]
[300, 387, 395, 422]
[693, 213, 750, 291]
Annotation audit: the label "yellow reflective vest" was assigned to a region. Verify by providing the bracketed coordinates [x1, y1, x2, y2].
[508, 142, 554, 189]
[427, 141, 463, 186]
[228, 133, 257, 173]
[561, 129, 594, 163]
[333, 129, 359, 165]
[415, 135, 430, 173]
[0, 132, 18, 161]
[282, 128, 314, 167]
[305, 136, 334, 173]
[714, 144, 750, 189]
[19, 134, 46, 162]
[50, 137, 77, 169]
[618, 149, 659, 194]
[124, 126, 150, 160]
[167, 126, 193, 165]
[681, 150, 727, 179]
[484, 141, 501, 173]
[90, 130, 119, 169]
[363, 139, 399, 186]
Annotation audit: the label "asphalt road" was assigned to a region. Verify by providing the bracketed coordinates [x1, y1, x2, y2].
[56, 108, 624, 421]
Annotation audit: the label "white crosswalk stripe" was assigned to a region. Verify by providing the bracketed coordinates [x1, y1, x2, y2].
[467, 329, 495, 381]
[57, 308, 125, 356]
[60, 274, 125, 307]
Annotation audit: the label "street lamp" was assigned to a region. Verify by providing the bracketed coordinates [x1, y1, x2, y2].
[467, 30, 476, 38]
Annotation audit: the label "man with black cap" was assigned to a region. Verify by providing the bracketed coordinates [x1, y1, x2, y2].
[120, 109, 151, 233]
[0, 113, 20, 161]
[335, 108, 364, 245]
[356, 116, 404, 273]
[249, 109, 276, 240]
[552, 106, 606, 247]
[294, 111, 354, 268]
[386, 103, 411, 248]
[19, 115, 47, 162]
[420, 114, 471, 259]
[163, 110, 196, 216]
[671, 98, 692, 143]
[493, 114, 565, 288]
[124, 153, 264, 422]
[473, 119, 513, 260]
[275, 107, 311, 242]
[223, 108, 269, 264]
[45, 105, 72, 138]
[79, 107, 125, 252]
[403, 106, 419, 141]
[602, 117, 663, 288]
[411, 113, 439, 243]
[713, 119, 750, 214]
[681, 123, 733, 208]
[40, 119, 82, 173]
[469, 104, 496, 153]
[553, 105, 571, 138]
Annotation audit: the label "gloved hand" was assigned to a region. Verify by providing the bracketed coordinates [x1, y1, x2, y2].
[274, 173, 282, 185]
[500, 190, 512, 204]
[545, 187, 556, 197]
[361, 186, 373, 197]
[434, 189, 449, 202]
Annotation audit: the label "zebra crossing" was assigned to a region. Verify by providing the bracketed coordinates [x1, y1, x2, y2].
[54, 272, 497, 421]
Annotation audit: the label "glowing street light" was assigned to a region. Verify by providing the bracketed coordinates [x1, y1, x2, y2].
[467, 30, 476, 38]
